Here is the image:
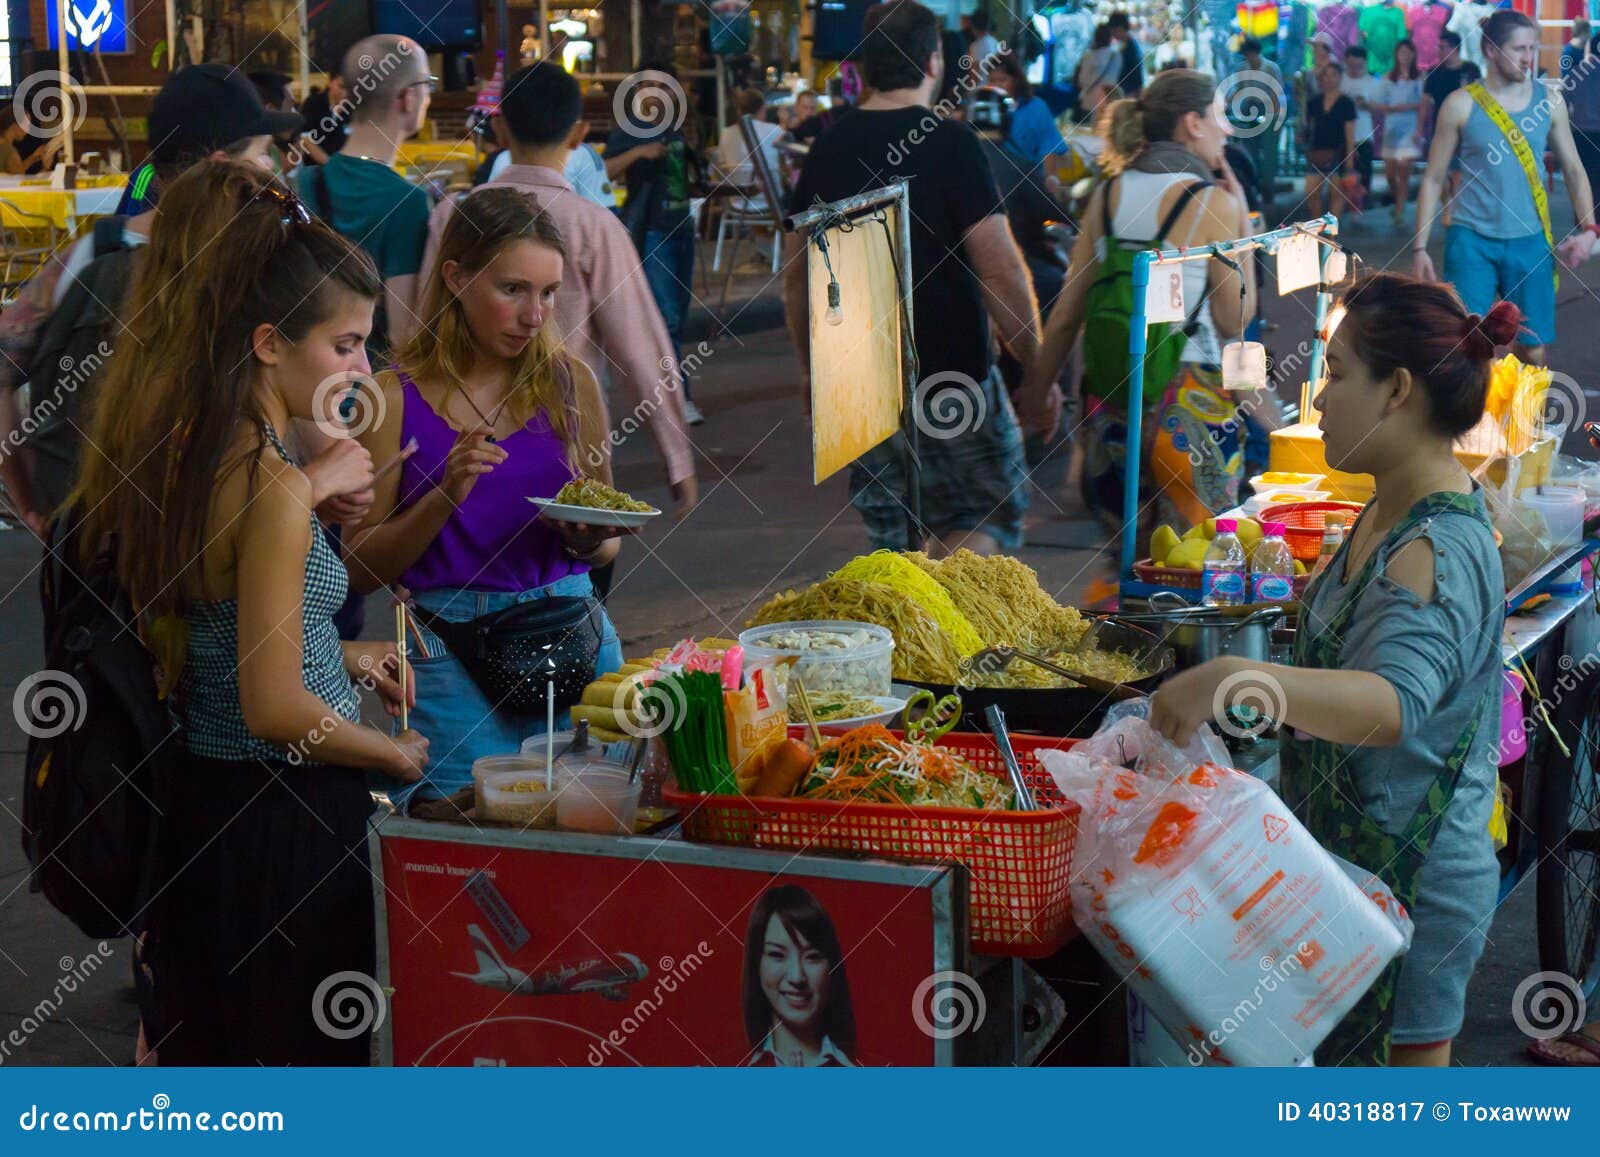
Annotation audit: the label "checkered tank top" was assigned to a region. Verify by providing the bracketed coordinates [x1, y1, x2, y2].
[174, 423, 361, 761]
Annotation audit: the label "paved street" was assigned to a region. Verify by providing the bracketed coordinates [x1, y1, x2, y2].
[2, 198, 1597, 1066]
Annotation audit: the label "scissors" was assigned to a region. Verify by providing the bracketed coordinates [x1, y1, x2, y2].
[902, 689, 962, 744]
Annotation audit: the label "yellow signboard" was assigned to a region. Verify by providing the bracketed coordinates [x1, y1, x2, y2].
[807, 207, 904, 484]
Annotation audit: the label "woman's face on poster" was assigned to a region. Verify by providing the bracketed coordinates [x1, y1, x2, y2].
[759, 914, 830, 1031]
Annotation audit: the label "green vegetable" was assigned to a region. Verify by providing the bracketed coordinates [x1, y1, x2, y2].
[651, 670, 735, 794]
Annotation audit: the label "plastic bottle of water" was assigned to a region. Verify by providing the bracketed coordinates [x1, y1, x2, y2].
[1202, 518, 1247, 606]
[1250, 522, 1295, 604]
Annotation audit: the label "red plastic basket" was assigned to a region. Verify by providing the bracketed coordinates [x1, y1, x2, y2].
[1260, 500, 1365, 564]
[663, 729, 1082, 957]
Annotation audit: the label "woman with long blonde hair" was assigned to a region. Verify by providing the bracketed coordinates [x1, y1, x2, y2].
[73, 158, 429, 1064]
[349, 184, 625, 808]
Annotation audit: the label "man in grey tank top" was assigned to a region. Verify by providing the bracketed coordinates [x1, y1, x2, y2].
[1413, 9, 1598, 363]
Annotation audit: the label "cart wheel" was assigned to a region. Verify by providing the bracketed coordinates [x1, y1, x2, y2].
[1537, 670, 1600, 999]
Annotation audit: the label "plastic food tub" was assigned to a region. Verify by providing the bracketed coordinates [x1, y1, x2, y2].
[473, 753, 556, 815]
[556, 765, 642, 835]
[479, 767, 571, 829]
[737, 621, 895, 697]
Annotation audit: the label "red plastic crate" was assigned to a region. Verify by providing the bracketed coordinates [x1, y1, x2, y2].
[1260, 501, 1366, 564]
[663, 729, 1081, 957]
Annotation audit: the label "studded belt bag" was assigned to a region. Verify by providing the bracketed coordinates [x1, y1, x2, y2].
[415, 596, 602, 716]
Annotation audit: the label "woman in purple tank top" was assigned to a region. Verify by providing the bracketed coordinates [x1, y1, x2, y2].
[349, 186, 626, 805]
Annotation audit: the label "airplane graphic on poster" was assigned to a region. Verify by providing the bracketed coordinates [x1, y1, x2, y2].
[451, 924, 649, 1002]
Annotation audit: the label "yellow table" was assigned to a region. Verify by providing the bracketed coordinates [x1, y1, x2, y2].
[0, 180, 127, 232]
[396, 141, 479, 169]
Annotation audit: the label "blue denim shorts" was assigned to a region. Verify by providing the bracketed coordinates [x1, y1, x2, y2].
[1443, 226, 1556, 347]
[387, 572, 624, 806]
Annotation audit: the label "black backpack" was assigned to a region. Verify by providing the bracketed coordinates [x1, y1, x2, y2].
[20, 508, 174, 939]
[22, 216, 137, 515]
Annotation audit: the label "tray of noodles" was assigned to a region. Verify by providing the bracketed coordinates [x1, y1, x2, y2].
[664, 727, 1082, 957]
[747, 550, 1173, 737]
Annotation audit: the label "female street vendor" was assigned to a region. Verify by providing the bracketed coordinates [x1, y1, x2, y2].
[1151, 272, 1520, 1066]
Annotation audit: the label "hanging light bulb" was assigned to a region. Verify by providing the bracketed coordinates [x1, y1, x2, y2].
[824, 279, 844, 326]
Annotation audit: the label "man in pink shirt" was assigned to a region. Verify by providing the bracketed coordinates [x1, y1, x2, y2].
[418, 62, 697, 514]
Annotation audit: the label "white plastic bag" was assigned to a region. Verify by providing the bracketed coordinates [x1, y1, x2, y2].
[1042, 712, 1413, 1067]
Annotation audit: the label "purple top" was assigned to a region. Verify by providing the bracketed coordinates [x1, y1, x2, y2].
[395, 370, 583, 593]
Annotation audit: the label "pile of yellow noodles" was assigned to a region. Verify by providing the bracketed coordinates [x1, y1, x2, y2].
[748, 551, 1148, 689]
[748, 578, 964, 682]
[831, 551, 984, 655]
[909, 550, 1089, 651]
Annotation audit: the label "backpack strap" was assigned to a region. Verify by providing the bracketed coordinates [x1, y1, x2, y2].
[1153, 179, 1212, 246]
[1100, 175, 1118, 242]
[91, 214, 128, 260]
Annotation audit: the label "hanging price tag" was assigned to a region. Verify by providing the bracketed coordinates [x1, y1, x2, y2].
[1143, 264, 1187, 323]
[1276, 232, 1321, 294]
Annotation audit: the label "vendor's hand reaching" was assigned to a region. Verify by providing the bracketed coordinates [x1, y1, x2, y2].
[440, 425, 508, 506]
[1149, 656, 1245, 744]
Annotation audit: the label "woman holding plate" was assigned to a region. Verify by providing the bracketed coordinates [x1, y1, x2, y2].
[349, 185, 626, 808]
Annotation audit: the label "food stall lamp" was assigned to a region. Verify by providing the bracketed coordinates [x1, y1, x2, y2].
[824, 281, 844, 326]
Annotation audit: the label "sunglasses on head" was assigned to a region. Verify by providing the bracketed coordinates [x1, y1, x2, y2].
[255, 180, 312, 227]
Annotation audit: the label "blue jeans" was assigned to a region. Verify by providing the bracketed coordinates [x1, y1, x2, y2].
[387, 573, 624, 806]
[642, 226, 696, 397]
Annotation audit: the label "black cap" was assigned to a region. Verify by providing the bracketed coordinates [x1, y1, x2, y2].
[148, 63, 304, 166]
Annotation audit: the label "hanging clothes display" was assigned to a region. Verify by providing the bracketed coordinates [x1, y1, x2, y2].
[1316, 1, 1364, 59]
[1280, 1, 1314, 75]
[1358, 0, 1409, 74]
[1447, 0, 1497, 71]
[1239, 0, 1282, 42]
[1407, 0, 1454, 71]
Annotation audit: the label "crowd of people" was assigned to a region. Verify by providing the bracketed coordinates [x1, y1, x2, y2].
[2, 1, 1598, 1069]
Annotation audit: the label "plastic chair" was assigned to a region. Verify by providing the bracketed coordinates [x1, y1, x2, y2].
[712, 116, 787, 280]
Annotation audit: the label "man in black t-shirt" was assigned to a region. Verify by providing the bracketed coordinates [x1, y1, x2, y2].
[1422, 30, 1480, 139]
[783, 0, 1042, 554]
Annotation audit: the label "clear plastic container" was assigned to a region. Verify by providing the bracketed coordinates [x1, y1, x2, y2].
[737, 620, 895, 697]
[479, 767, 570, 829]
[556, 765, 642, 835]
[473, 753, 554, 815]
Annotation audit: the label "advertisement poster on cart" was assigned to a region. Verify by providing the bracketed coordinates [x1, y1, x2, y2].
[379, 836, 955, 1066]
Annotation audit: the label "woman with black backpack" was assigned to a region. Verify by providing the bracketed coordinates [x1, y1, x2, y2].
[71, 159, 429, 1065]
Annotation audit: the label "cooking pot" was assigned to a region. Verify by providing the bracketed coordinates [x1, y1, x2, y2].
[1112, 593, 1287, 669]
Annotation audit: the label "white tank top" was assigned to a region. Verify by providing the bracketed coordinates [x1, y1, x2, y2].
[1102, 170, 1222, 366]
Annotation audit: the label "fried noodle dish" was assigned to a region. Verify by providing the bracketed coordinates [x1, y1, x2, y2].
[800, 725, 1016, 809]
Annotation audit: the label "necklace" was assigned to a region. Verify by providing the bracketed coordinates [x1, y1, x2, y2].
[455, 384, 516, 442]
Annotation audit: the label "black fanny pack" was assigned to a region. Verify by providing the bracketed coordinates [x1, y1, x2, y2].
[416, 596, 602, 716]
